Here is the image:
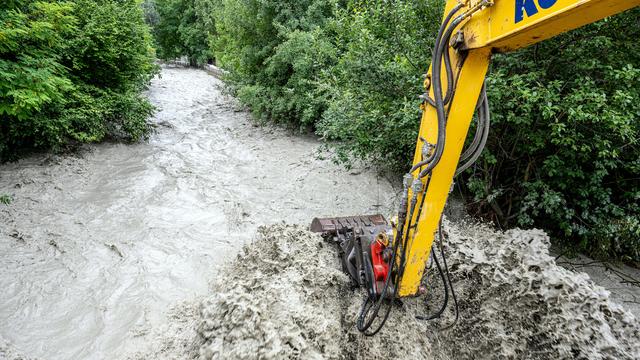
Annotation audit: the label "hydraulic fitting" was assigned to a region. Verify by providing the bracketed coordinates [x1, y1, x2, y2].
[422, 142, 434, 160]
[423, 73, 431, 90]
[411, 179, 424, 203]
[403, 173, 413, 190]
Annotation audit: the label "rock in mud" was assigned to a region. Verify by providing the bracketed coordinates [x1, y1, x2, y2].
[137, 221, 639, 359]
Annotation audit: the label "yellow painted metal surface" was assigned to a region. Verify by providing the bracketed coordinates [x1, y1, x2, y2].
[464, 0, 640, 52]
[397, 0, 639, 297]
[398, 48, 490, 296]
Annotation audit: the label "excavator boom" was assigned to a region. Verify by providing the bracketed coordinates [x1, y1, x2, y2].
[401, 0, 640, 297]
[312, 0, 640, 334]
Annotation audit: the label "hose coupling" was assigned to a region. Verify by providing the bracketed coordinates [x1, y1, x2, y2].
[403, 173, 414, 190]
[450, 30, 465, 49]
[423, 73, 431, 90]
[421, 142, 434, 160]
[411, 179, 424, 202]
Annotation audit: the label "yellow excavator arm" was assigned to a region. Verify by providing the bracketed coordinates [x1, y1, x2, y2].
[311, 0, 639, 335]
[399, 0, 640, 297]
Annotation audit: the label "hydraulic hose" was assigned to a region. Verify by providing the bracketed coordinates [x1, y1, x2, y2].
[356, 176, 413, 335]
[357, 179, 422, 336]
[456, 84, 490, 176]
[460, 84, 488, 162]
[415, 242, 449, 321]
[410, 5, 464, 174]
[415, 217, 458, 325]
[415, 0, 491, 178]
[417, 13, 467, 179]
[435, 219, 459, 330]
[436, 3, 463, 106]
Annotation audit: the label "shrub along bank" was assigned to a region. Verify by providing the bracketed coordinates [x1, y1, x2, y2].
[0, 0, 158, 161]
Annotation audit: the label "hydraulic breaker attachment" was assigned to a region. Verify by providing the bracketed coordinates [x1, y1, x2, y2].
[310, 215, 395, 299]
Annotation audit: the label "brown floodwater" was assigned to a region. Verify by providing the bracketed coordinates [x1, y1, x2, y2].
[2, 66, 638, 360]
[0, 67, 395, 359]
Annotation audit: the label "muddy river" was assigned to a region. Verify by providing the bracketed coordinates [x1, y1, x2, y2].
[0, 67, 396, 359]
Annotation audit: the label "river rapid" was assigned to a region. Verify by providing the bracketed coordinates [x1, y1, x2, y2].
[0, 67, 395, 359]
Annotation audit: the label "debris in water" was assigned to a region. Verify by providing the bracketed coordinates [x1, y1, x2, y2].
[104, 243, 124, 258]
[131, 221, 639, 359]
[8, 230, 24, 242]
[48, 239, 64, 253]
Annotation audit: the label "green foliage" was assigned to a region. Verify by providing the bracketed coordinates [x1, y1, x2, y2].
[317, 0, 444, 168]
[0, 0, 158, 161]
[152, 1, 639, 261]
[154, 0, 211, 65]
[0, 194, 11, 205]
[465, 10, 640, 262]
[142, 0, 160, 27]
[67, 0, 157, 89]
[212, 0, 336, 126]
[0, 1, 76, 121]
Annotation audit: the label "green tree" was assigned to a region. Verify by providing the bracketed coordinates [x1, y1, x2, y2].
[213, 0, 337, 126]
[0, 0, 158, 160]
[464, 10, 640, 261]
[155, 0, 211, 65]
[142, 0, 160, 27]
[316, 0, 444, 167]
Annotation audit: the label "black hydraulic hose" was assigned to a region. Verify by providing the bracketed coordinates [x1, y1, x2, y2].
[356, 227, 402, 333]
[437, 219, 460, 330]
[418, 14, 466, 179]
[410, 6, 464, 174]
[423, 3, 463, 107]
[357, 189, 420, 336]
[415, 243, 449, 320]
[411, 51, 468, 173]
[358, 178, 424, 335]
[415, 218, 459, 328]
[460, 84, 487, 162]
[415, 4, 463, 112]
[357, 203, 408, 333]
[408, 177, 449, 322]
[414, 2, 491, 175]
[397, 194, 420, 280]
[456, 84, 490, 176]
[436, 4, 462, 106]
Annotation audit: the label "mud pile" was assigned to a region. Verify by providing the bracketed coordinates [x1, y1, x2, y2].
[195, 224, 434, 359]
[133, 221, 639, 359]
[427, 220, 639, 359]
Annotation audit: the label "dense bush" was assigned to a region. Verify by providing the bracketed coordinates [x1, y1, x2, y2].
[0, 0, 157, 161]
[152, 1, 639, 261]
[153, 0, 212, 65]
[468, 12, 640, 261]
[213, 0, 337, 126]
[316, 0, 443, 167]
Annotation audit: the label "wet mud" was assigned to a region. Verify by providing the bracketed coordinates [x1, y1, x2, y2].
[0, 67, 394, 359]
[130, 222, 639, 360]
